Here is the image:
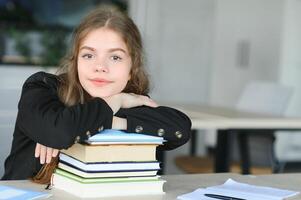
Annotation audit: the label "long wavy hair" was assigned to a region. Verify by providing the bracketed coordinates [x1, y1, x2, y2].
[32, 7, 150, 184]
[57, 7, 149, 106]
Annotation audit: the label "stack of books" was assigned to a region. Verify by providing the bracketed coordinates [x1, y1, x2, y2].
[51, 129, 165, 198]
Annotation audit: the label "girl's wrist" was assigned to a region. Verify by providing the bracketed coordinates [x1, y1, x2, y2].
[112, 116, 127, 130]
[103, 94, 122, 114]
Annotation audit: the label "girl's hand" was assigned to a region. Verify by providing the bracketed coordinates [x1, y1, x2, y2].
[120, 93, 158, 109]
[103, 93, 158, 114]
[35, 143, 59, 164]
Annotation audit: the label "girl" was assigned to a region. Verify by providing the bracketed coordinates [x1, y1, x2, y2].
[1, 7, 191, 182]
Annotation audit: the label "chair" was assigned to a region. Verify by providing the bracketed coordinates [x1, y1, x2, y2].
[175, 81, 293, 174]
[234, 81, 293, 173]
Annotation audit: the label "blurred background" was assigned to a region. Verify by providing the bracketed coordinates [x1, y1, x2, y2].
[1, 0, 301, 176]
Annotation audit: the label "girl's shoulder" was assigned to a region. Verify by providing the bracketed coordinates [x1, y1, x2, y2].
[25, 71, 59, 83]
[23, 71, 61, 89]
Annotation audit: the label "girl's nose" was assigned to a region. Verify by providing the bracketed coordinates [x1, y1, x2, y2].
[95, 63, 109, 73]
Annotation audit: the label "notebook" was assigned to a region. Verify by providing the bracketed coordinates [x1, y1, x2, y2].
[0, 185, 51, 200]
[177, 179, 300, 200]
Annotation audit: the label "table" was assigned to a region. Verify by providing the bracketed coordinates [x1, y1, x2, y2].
[162, 103, 301, 174]
[1, 173, 301, 199]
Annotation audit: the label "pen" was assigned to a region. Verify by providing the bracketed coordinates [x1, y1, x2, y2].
[204, 193, 246, 200]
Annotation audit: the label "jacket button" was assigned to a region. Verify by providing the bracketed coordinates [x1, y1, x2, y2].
[43, 77, 47, 84]
[175, 131, 182, 139]
[75, 136, 81, 143]
[86, 131, 91, 138]
[157, 129, 165, 137]
[98, 126, 104, 132]
[135, 125, 143, 133]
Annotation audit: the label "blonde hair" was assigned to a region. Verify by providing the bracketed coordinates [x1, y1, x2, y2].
[33, 7, 150, 184]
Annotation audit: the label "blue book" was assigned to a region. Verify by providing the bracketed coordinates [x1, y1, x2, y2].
[86, 129, 165, 144]
[0, 185, 51, 200]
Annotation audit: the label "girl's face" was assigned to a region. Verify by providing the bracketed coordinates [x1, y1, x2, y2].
[77, 27, 131, 98]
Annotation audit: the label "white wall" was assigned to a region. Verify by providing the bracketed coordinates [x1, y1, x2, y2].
[276, 0, 301, 161]
[130, 0, 216, 172]
[130, 0, 215, 104]
[209, 0, 285, 107]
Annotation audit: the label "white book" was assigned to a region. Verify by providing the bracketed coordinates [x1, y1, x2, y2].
[58, 163, 158, 178]
[177, 179, 300, 200]
[59, 153, 160, 172]
[52, 172, 165, 198]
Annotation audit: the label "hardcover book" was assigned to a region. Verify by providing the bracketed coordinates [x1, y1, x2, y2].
[61, 143, 158, 163]
[58, 162, 158, 178]
[59, 153, 161, 172]
[85, 129, 165, 144]
[52, 171, 165, 198]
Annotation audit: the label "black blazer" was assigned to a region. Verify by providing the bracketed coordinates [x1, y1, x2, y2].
[1, 72, 191, 180]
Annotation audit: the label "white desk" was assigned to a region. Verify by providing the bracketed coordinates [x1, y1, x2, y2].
[169, 103, 301, 129]
[162, 103, 301, 173]
[1, 173, 301, 199]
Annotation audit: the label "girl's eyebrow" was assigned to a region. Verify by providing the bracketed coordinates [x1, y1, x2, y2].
[108, 48, 127, 54]
[79, 46, 96, 51]
[80, 46, 127, 54]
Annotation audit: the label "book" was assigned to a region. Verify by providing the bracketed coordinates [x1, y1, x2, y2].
[54, 168, 160, 183]
[61, 143, 158, 163]
[86, 129, 165, 144]
[52, 171, 165, 198]
[177, 178, 300, 200]
[59, 153, 160, 172]
[0, 185, 51, 200]
[58, 162, 158, 178]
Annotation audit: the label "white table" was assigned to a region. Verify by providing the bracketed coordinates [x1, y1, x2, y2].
[1, 173, 301, 199]
[161, 103, 301, 173]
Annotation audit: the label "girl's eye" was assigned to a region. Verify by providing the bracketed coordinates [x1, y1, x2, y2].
[111, 55, 122, 61]
[82, 54, 94, 59]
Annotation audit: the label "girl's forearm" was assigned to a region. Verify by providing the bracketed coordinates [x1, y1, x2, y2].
[112, 116, 127, 130]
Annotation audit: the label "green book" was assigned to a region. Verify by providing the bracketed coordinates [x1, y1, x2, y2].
[55, 168, 160, 184]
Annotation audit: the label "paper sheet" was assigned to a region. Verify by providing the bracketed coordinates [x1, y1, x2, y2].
[177, 178, 300, 200]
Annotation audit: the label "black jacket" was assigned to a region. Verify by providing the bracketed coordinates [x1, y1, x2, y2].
[1, 72, 191, 180]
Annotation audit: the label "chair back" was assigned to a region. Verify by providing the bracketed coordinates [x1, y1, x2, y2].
[237, 81, 293, 116]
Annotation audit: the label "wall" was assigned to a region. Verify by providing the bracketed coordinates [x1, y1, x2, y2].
[276, 0, 301, 161]
[209, 0, 284, 107]
[130, 0, 216, 173]
[205, 0, 285, 146]
[130, 0, 215, 104]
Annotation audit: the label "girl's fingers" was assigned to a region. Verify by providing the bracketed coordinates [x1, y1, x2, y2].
[52, 149, 59, 157]
[46, 147, 53, 164]
[40, 145, 46, 164]
[122, 93, 158, 108]
[35, 143, 41, 158]
[141, 96, 158, 107]
[147, 99, 159, 107]
[35, 143, 59, 164]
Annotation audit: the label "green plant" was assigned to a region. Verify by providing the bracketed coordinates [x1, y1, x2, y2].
[39, 29, 68, 66]
[9, 28, 32, 64]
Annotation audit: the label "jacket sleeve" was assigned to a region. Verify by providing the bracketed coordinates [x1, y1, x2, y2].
[115, 106, 191, 150]
[16, 72, 113, 149]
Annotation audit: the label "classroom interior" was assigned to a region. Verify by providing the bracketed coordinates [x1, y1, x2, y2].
[1, 0, 301, 177]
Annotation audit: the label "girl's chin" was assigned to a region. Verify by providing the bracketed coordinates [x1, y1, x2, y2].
[88, 91, 118, 98]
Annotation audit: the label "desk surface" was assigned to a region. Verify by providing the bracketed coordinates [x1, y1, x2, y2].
[1, 173, 301, 200]
[164, 103, 301, 130]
